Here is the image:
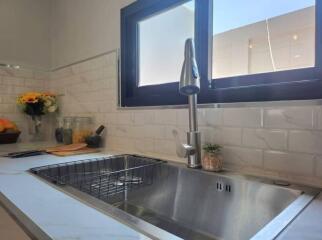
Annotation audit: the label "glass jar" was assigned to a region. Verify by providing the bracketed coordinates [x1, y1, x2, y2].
[72, 117, 93, 143]
[201, 152, 223, 172]
[63, 117, 74, 145]
[55, 117, 64, 143]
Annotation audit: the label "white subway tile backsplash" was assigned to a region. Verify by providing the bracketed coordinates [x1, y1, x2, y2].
[155, 110, 176, 125]
[117, 112, 134, 125]
[134, 111, 155, 126]
[176, 109, 189, 127]
[44, 51, 322, 187]
[33, 71, 50, 81]
[154, 139, 177, 156]
[134, 138, 155, 154]
[242, 128, 288, 150]
[200, 127, 222, 145]
[24, 78, 44, 88]
[222, 146, 263, 168]
[202, 108, 223, 127]
[264, 151, 314, 175]
[314, 106, 322, 130]
[2, 77, 24, 86]
[223, 108, 262, 127]
[315, 156, 322, 177]
[289, 130, 322, 154]
[0, 104, 15, 113]
[165, 126, 186, 141]
[264, 107, 314, 129]
[221, 127, 242, 146]
[3, 68, 33, 78]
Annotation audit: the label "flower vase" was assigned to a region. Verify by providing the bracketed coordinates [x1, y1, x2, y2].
[28, 115, 44, 141]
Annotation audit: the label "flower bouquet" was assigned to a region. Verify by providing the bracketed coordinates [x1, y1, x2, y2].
[17, 92, 58, 140]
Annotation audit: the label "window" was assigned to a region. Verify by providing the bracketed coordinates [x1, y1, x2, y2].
[212, 0, 315, 79]
[139, 1, 194, 86]
[121, 0, 322, 107]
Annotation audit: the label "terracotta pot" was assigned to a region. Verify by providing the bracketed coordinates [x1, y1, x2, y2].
[202, 152, 223, 172]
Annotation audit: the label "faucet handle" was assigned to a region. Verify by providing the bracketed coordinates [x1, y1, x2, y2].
[172, 129, 195, 158]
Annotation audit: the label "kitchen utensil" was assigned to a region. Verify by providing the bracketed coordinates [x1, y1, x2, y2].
[2, 150, 44, 158]
[85, 125, 105, 148]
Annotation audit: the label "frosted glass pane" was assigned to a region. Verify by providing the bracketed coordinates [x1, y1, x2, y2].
[139, 1, 194, 86]
[212, 0, 315, 79]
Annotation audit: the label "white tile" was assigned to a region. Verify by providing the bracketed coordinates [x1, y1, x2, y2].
[242, 128, 288, 150]
[264, 151, 314, 175]
[105, 113, 118, 125]
[1, 95, 16, 104]
[223, 108, 262, 127]
[289, 130, 322, 154]
[315, 156, 322, 177]
[51, 67, 74, 80]
[164, 126, 186, 142]
[117, 112, 134, 125]
[106, 136, 135, 152]
[154, 139, 176, 156]
[0, 67, 12, 77]
[264, 107, 314, 129]
[107, 125, 129, 137]
[24, 78, 44, 88]
[133, 111, 155, 125]
[136, 125, 166, 139]
[0, 104, 16, 113]
[221, 127, 242, 146]
[200, 127, 223, 145]
[155, 110, 176, 125]
[222, 146, 263, 168]
[102, 65, 117, 79]
[202, 108, 223, 126]
[11, 68, 34, 78]
[176, 109, 189, 127]
[314, 106, 322, 130]
[33, 71, 50, 80]
[134, 138, 155, 153]
[2, 77, 25, 86]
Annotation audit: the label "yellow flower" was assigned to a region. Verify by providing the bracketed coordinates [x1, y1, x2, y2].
[17, 92, 42, 104]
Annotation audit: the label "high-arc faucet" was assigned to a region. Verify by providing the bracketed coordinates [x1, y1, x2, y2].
[175, 38, 201, 168]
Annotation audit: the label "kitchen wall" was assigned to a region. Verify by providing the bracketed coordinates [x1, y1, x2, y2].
[48, 52, 322, 188]
[0, 0, 51, 70]
[51, 0, 134, 69]
[0, 66, 48, 141]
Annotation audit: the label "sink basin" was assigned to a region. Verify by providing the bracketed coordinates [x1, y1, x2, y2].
[30, 155, 320, 240]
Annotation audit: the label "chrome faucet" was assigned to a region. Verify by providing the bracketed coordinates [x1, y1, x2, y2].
[175, 38, 201, 168]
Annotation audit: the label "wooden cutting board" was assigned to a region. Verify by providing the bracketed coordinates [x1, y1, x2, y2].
[45, 143, 87, 153]
[49, 147, 100, 156]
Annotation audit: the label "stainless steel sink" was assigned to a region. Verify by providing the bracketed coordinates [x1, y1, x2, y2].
[30, 155, 320, 240]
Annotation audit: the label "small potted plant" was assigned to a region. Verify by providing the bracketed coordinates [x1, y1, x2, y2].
[202, 143, 223, 172]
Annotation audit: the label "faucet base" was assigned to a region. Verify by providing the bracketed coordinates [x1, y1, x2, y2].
[187, 131, 201, 168]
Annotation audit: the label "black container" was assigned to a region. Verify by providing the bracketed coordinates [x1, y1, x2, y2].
[0, 132, 21, 144]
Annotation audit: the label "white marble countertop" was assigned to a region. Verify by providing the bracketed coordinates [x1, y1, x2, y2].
[0, 142, 181, 240]
[0, 142, 321, 240]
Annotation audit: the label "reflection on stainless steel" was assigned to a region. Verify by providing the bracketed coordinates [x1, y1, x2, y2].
[31, 155, 320, 240]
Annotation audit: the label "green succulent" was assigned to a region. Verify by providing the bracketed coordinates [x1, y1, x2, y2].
[203, 143, 222, 154]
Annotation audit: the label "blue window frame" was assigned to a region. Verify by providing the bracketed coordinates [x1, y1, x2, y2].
[121, 0, 322, 107]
